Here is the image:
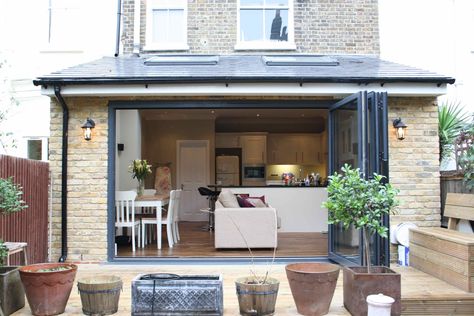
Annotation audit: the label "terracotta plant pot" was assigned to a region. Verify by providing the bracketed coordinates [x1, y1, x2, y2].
[285, 262, 340, 316]
[19, 263, 77, 316]
[235, 276, 279, 316]
[343, 266, 401, 316]
[0, 266, 25, 316]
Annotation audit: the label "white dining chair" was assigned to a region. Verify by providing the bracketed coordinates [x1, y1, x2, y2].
[172, 189, 182, 243]
[115, 190, 140, 252]
[141, 189, 180, 249]
[139, 189, 157, 246]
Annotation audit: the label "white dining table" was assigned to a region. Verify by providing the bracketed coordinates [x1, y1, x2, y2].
[135, 193, 169, 249]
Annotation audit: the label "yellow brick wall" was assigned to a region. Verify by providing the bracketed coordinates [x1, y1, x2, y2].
[49, 96, 440, 262]
[388, 97, 440, 228]
[50, 97, 109, 262]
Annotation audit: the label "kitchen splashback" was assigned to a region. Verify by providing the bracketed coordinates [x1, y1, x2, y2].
[266, 164, 326, 180]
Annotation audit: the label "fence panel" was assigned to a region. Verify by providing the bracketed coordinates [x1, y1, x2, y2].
[0, 155, 49, 265]
[440, 174, 473, 226]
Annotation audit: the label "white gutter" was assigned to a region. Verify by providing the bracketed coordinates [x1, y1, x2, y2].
[40, 82, 448, 97]
[133, 0, 140, 55]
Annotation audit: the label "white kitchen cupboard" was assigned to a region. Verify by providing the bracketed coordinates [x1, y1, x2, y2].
[241, 135, 266, 164]
[267, 133, 324, 165]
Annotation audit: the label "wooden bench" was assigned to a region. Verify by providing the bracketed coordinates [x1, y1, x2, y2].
[410, 193, 474, 292]
[3, 242, 28, 266]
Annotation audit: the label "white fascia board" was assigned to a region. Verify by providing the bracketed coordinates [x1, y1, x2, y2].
[41, 82, 448, 97]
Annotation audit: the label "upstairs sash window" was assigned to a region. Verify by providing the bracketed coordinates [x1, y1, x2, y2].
[145, 0, 188, 51]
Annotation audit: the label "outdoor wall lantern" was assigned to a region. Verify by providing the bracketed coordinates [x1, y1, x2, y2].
[81, 118, 96, 141]
[393, 117, 407, 140]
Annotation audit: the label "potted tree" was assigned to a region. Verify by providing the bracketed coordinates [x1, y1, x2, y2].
[0, 177, 27, 316]
[323, 164, 400, 316]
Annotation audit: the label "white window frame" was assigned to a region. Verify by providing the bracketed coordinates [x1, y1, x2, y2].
[42, 0, 84, 52]
[144, 0, 189, 51]
[235, 0, 295, 51]
[24, 137, 49, 161]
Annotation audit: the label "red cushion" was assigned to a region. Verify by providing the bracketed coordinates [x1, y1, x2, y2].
[237, 196, 254, 207]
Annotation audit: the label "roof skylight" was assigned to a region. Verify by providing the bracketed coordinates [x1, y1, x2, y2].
[263, 55, 339, 66]
[144, 55, 219, 66]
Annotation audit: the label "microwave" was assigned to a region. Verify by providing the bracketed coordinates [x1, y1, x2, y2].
[243, 165, 266, 180]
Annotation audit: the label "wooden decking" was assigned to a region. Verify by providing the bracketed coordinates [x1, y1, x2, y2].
[117, 221, 328, 258]
[12, 264, 474, 315]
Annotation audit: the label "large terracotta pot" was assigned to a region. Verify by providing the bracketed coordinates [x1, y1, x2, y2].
[285, 263, 340, 316]
[19, 263, 77, 316]
[343, 266, 401, 316]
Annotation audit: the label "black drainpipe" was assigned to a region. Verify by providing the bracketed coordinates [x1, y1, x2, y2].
[114, 0, 122, 57]
[54, 85, 68, 262]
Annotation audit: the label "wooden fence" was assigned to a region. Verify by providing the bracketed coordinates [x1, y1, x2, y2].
[440, 173, 473, 226]
[0, 155, 49, 265]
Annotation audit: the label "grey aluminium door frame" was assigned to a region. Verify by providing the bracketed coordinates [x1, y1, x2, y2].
[106, 99, 331, 262]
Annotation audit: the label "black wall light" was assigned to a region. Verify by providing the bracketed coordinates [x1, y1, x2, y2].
[393, 118, 407, 140]
[81, 118, 96, 141]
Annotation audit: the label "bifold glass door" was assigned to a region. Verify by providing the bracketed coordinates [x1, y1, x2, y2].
[328, 91, 389, 266]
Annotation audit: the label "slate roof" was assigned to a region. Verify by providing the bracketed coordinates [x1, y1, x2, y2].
[33, 54, 455, 86]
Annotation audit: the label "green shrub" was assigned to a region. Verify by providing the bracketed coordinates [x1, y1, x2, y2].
[0, 240, 8, 264]
[0, 177, 27, 214]
[457, 119, 474, 190]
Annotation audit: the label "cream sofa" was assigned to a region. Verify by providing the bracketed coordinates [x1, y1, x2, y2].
[214, 200, 278, 249]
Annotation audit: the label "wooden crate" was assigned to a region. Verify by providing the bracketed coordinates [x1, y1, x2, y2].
[410, 227, 474, 292]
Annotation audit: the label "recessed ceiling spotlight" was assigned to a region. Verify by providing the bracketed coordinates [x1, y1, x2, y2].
[211, 110, 215, 114]
[256, 114, 260, 117]
[301, 114, 305, 117]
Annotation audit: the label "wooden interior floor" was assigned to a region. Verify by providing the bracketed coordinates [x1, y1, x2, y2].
[117, 221, 328, 258]
[13, 265, 474, 315]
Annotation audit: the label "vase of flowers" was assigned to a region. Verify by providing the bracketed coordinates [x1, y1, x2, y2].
[129, 159, 152, 196]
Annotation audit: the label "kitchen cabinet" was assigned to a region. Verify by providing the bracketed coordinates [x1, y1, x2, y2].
[241, 135, 266, 164]
[215, 133, 240, 148]
[267, 133, 324, 165]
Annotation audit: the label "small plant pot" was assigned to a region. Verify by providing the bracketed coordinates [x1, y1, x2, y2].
[285, 262, 340, 316]
[78, 275, 122, 315]
[19, 263, 77, 316]
[343, 266, 401, 316]
[0, 266, 25, 316]
[235, 276, 279, 316]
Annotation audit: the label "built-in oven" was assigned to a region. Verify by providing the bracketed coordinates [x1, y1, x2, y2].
[243, 164, 266, 180]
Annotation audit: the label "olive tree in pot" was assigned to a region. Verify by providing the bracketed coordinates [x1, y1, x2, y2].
[0, 177, 28, 316]
[323, 164, 400, 316]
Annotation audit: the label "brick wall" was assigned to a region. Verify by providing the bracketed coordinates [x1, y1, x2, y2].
[49, 96, 440, 262]
[121, 0, 379, 55]
[50, 98, 109, 262]
[388, 97, 441, 228]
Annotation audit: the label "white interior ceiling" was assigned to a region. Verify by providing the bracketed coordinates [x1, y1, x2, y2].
[140, 108, 327, 121]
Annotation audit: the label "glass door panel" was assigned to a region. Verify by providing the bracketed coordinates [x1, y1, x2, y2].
[328, 92, 365, 265]
[328, 91, 389, 266]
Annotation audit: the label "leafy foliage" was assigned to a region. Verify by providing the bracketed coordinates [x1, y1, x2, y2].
[438, 101, 470, 162]
[322, 164, 399, 270]
[0, 56, 19, 153]
[0, 240, 8, 265]
[457, 118, 474, 190]
[0, 177, 28, 214]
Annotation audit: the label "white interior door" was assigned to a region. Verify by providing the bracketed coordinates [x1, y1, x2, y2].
[177, 140, 209, 221]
